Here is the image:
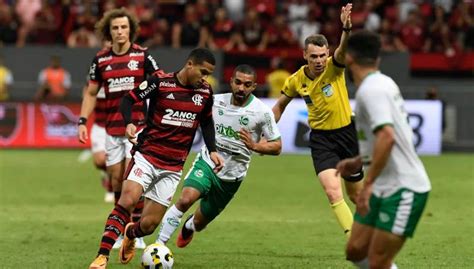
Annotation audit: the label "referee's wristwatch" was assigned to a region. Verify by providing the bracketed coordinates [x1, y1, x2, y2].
[342, 27, 352, 32]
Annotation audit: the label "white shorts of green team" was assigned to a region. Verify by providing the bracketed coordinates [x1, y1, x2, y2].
[105, 128, 145, 166]
[90, 123, 106, 153]
[126, 151, 181, 207]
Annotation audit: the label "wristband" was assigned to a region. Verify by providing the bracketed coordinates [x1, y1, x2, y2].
[78, 117, 87, 125]
[342, 27, 352, 32]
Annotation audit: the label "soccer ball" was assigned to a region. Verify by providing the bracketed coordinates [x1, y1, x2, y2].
[141, 243, 174, 269]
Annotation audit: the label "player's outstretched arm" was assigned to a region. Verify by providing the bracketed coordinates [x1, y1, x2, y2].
[334, 3, 352, 65]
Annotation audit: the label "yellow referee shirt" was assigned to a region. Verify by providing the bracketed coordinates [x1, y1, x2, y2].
[282, 57, 352, 130]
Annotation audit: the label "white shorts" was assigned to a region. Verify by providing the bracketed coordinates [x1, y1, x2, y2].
[105, 134, 134, 166]
[126, 152, 181, 207]
[90, 124, 106, 153]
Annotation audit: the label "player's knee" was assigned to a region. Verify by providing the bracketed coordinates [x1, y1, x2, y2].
[117, 196, 137, 212]
[93, 159, 106, 170]
[346, 241, 366, 262]
[326, 189, 343, 203]
[176, 197, 195, 211]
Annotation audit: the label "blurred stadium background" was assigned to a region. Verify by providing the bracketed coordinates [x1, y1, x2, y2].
[0, 0, 473, 268]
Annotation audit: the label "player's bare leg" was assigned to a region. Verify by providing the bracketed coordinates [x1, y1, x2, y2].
[107, 161, 126, 202]
[346, 222, 373, 264]
[368, 230, 405, 269]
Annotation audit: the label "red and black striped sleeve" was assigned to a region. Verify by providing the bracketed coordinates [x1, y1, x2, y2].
[144, 51, 162, 76]
[88, 57, 101, 84]
[200, 95, 216, 152]
[121, 76, 160, 125]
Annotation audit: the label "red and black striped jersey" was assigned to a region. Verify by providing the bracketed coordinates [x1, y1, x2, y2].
[93, 87, 107, 127]
[128, 73, 214, 171]
[88, 43, 162, 136]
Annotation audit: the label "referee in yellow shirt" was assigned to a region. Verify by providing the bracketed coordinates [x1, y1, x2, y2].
[272, 3, 362, 237]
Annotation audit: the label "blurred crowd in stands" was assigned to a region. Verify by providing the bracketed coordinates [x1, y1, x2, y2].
[0, 0, 473, 55]
[0, 0, 473, 101]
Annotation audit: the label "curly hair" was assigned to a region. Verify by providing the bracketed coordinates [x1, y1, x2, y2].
[95, 8, 139, 43]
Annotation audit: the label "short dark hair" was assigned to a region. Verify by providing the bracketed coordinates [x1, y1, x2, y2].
[187, 48, 216, 65]
[347, 30, 381, 66]
[95, 8, 139, 42]
[304, 34, 328, 50]
[232, 64, 257, 80]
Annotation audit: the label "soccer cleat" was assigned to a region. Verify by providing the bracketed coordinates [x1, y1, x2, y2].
[112, 235, 123, 249]
[135, 237, 146, 249]
[119, 223, 136, 264]
[88, 254, 108, 269]
[176, 215, 194, 248]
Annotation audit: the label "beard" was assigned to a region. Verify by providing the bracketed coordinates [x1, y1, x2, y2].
[232, 91, 248, 104]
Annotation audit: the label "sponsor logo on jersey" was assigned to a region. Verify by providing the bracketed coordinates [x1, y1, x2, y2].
[89, 63, 96, 77]
[218, 109, 224, 116]
[216, 123, 239, 140]
[107, 76, 135, 92]
[192, 94, 203, 106]
[129, 52, 144, 57]
[105, 65, 112, 71]
[195, 88, 210, 94]
[322, 84, 333, 97]
[128, 60, 139, 71]
[138, 83, 157, 98]
[162, 109, 197, 128]
[98, 55, 112, 63]
[159, 81, 176, 88]
[166, 93, 175, 99]
[139, 81, 148, 90]
[147, 55, 159, 70]
[239, 116, 249, 126]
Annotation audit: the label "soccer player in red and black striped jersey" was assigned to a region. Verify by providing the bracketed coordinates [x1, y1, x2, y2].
[87, 48, 224, 269]
[77, 8, 161, 254]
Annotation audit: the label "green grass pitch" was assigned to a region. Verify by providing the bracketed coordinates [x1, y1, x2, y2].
[1, 150, 473, 268]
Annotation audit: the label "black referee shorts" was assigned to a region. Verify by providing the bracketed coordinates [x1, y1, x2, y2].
[309, 122, 364, 182]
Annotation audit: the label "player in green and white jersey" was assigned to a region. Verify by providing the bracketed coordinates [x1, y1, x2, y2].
[156, 64, 282, 247]
[336, 30, 431, 269]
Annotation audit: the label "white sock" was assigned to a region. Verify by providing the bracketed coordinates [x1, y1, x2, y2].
[390, 263, 398, 269]
[353, 257, 369, 269]
[184, 215, 196, 231]
[156, 205, 184, 244]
